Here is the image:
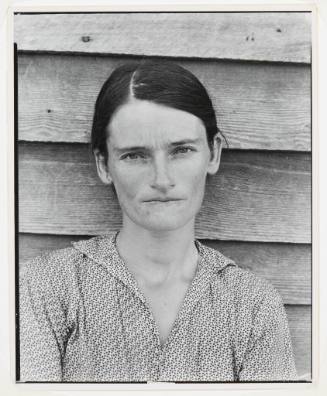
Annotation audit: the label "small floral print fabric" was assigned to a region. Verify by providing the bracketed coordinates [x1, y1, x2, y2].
[19, 233, 298, 382]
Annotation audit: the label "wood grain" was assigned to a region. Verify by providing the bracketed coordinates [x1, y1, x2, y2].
[19, 234, 89, 263]
[285, 305, 311, 379]
[203, 240, 311, 305]
[18, 54, 311, 151]
[14, 13, 311, 63]
[18, 143, 312, 243]
[19, 234, 311, 305]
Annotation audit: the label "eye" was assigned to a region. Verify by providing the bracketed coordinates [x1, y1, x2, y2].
[172, 146, 195, 155]
[120, 152, 147, 161]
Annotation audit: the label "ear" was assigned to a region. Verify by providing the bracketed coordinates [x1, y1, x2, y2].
[207, 134, 223, 175]
[94, 149, 112, 185]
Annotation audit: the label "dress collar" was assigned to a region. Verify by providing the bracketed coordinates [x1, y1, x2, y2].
[72, 232, 235, 304]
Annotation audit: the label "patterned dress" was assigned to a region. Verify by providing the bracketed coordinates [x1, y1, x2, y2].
[19, 233, 297, 382]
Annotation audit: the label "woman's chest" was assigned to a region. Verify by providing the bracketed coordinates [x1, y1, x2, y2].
[140, 280, 191, 345]
[65, 280, 237, 381]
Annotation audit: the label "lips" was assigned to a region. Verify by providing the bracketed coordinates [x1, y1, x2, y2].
[143, 198, 184, 203]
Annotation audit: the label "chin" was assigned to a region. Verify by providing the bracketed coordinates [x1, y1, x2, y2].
[146, 223, 182, 232]
[123, 204, 201, 232]
[139, 215, 193, 233]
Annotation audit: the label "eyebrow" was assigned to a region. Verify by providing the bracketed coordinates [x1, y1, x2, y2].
[113, 138, 202, 154]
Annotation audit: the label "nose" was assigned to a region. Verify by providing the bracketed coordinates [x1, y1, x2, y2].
[150, 153, 175, 191]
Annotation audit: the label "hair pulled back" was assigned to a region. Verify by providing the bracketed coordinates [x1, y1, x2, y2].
[91, 60, 221, 161]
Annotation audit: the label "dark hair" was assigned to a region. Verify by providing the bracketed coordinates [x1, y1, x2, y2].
[91, 60, 222, 160]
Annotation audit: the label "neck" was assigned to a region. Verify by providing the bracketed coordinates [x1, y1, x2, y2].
[116, 218, 199, 285]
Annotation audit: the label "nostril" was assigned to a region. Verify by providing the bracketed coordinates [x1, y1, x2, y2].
[151, 157, 175, 189]
[151, 172, 174, 189]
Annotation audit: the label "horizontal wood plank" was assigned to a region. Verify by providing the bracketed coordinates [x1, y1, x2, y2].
[203, 240, 311, 305]
[14, 13, 311, 63]
[19, 234, 311, 305]
[19, 234, 88, 263]
[286, 305, 311, 379]
[18, 54, 311, 151]
[18, 143, 312, 243]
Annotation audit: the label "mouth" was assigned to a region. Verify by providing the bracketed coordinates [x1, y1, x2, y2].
[143, 198, 184, 203]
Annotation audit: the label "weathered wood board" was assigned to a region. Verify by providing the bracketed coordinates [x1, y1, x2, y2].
[18, 143, 311, 243]
[18, 234, 311, 305]
[18, 54, 311, 151]
[285, 305, 311, 379]
[204, 240, 311, 305]
[14, 13, 311, 63]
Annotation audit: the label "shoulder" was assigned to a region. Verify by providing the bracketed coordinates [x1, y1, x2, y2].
[21, 245, 81, 280]
[199, 242, 283, 309]
[20, 236, 105, 292]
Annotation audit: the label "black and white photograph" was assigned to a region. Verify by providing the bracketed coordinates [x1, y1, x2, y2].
[14, 10, 313, 384]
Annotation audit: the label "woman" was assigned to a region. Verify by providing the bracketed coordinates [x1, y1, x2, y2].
[20, 60, 297, 382]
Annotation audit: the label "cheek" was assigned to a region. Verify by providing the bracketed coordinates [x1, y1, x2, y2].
[176, 158, 209, 190]
[110, 165, 145, 200]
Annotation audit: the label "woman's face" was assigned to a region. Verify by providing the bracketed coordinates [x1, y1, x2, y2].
[96, 99, 221, 233]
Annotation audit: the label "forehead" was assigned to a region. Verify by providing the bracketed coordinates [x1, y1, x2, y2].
[107, 99, 206, 148]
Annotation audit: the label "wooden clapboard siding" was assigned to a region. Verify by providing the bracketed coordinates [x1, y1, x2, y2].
[18, 54, 311, 151]
[18, 142, 311, 243]
[203, 240, 311, 305]
[19, 234, 311, 305]
[285, 305, 311, 378]
[19, 234, 89, 263]
[14, 13, 311, 63]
